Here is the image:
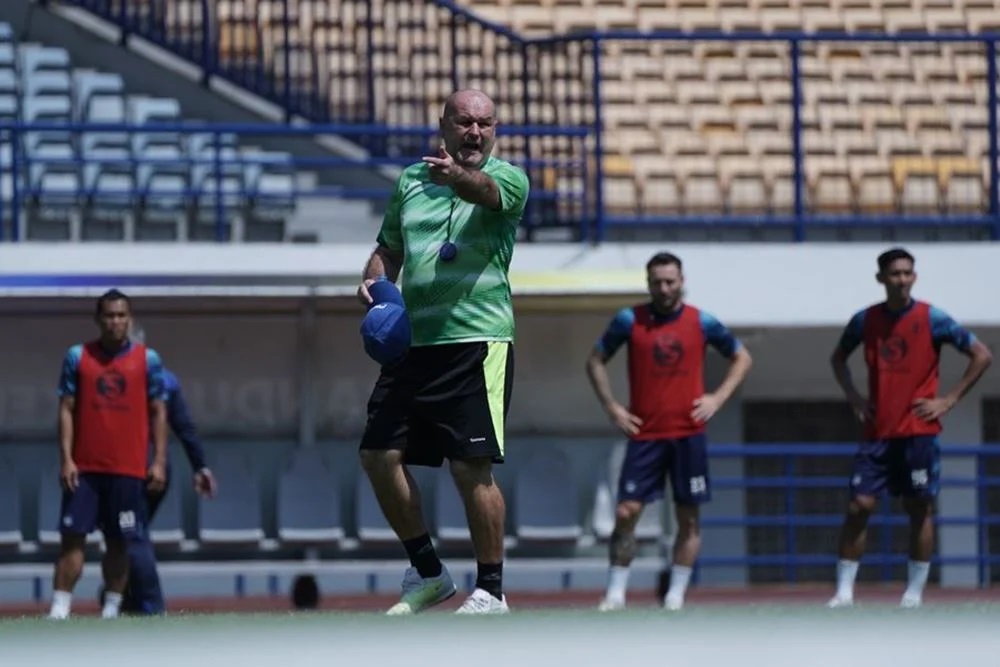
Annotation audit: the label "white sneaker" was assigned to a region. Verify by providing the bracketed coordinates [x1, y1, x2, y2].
[663, 595, 684, 611]
[826, 594, 854, 608]
[899, 594, 922, 609]
[386, 566, 457, 615]
[455, 588, 510, 614]
[598, 597, 625, 612]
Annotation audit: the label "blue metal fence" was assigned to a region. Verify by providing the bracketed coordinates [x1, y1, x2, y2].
[704, 444, 1000, 586]
[14, 1, 1000, 241]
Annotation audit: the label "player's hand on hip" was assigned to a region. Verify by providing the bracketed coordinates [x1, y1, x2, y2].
[691, 393, 722, 423]
[422, 145, 460, 186]
[608, 403, 643, 437]
[147, 462, 167, 493]
[357, 279, 377, 307]
[912, 396, 955, 421]
[849, 394, 874, 422]
[194, 467, 217, 499]
[60, 460, 79, 492]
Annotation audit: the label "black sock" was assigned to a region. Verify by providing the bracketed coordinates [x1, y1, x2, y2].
[476, 562, 503, 601]
[402, 533, 442, 579]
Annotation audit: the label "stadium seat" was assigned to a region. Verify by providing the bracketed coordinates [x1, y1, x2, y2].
[514, 448, 582, 542]
[434, 467, 472, 543]
[149, 483, 185, 548]
[355, 475, 398, 544]
[197, 451, 265, 546]
[0, 68, 17, 121]
[73, 70, 125, 121]
[0, 459, 22, 550]
[242, 149, 295, 241]
[0, 43, 12, 72]
[276, 448, 344, 546]
[187, 132, 244, 240]
[17, 44, 70, 78]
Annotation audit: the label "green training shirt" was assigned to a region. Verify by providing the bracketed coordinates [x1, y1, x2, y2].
[376, 156, 530, 346]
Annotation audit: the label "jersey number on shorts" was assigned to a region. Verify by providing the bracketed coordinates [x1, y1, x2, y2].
[689, 476, 707, 495]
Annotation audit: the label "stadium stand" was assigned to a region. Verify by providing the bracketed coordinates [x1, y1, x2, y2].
[115, 0, 999, 219]
[0, 21, 298, 241]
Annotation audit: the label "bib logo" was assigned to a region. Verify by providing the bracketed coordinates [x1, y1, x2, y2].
[879, 336, 908, 365]
[652, 334, 684, 369]
[96, 370, 127, 399]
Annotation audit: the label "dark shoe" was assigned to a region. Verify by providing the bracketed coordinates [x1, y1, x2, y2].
[656, 568, 672, 602]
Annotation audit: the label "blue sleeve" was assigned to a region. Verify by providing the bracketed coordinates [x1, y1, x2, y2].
[930, 305, 976, 352]
[837, 309, 866, 355]
[699, 311, 741, 358]
[57, 345, 82, 397]
[146, 348, 168, 402]
[595, 308, 635, 359]
[164, 369, 208, 472]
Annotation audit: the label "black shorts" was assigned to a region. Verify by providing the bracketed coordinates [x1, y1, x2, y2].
[360, 341, 514, 466]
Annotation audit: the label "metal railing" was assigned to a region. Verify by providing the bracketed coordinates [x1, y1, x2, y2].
[20, 1, 1000, 241]
[706, 443, 1000, 586]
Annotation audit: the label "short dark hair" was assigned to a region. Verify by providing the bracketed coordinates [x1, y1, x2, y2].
[646, 252, 682, 273]
[95, 289, 131, 317]
[877, 247, 915, 273]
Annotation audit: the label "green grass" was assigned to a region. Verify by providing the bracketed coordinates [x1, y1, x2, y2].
[2, 605, 996, 667]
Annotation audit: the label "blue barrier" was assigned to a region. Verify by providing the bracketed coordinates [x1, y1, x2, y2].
[12, 2, 1000, 242]
[0, 121, 588, 241]
[702, 444, 1000, 585]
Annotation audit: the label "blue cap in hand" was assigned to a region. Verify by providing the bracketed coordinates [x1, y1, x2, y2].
[360, 280, 411, 367]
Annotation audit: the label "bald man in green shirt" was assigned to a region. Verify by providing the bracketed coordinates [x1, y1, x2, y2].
[357, 90, 530, 616]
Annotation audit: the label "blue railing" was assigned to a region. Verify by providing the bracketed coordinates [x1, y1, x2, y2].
[0, 121, 589, 241]
[21, 1, 1000, 242]
[703, 443, 1000, 586]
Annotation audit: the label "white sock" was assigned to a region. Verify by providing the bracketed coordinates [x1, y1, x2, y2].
[904, 561, 930, 600]
[666, 564, 692, 603]
[605, 565, 630, 602]
[101, 592, 123, 619]
[836, 559, 859, 599]
[49, 590, 72, 619]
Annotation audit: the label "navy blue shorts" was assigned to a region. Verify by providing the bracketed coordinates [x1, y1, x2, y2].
[59, 473, 147, 541]
[850, 436, 940, 499]
[617, 434, 711, 506]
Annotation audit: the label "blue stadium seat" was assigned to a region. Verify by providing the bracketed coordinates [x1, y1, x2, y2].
[0, 43, 12, 70]
[434, 467, 471, 543]
[197, 450, 264, 546]
[0, 68, 17, 121]
[23, 71, 71, 101]
[0, 22, 12, 42]
[129, 96, 188, 218]
[72, 70, 124, 121]
[81, 132, 134, 210]
[17, 44, 70, 77]
[24, 134, 79, 218]
[0, 458, 22, 550]
[276, 448, 344, 545]
[354, 475, 397, 544]
[514, 447, 582, 542]
[187, 132, 243, 239]
[243, 149, 296, 240]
